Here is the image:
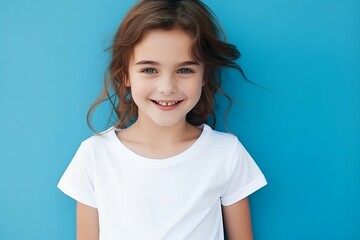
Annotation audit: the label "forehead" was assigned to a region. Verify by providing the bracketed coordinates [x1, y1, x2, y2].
[132, 28, 195, 63]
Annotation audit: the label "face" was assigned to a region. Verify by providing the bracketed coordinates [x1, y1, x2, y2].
[127, 28, 204, 127]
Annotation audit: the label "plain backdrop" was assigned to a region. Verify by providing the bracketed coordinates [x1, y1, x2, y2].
[1, 0, 359, 239]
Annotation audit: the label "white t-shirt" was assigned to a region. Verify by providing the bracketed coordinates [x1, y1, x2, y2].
[58, 124, 267, 240]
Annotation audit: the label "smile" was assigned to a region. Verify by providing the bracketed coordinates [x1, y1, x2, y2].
[156, 101, 178, 106]
[151, 100, 183, 108]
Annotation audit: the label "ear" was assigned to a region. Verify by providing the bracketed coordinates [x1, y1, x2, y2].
[124, 78, 131, 87]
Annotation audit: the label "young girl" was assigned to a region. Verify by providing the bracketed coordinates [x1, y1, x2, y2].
[58, 0, 267, 239]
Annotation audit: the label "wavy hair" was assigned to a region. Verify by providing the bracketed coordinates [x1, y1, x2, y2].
[87, 0, 248, 131]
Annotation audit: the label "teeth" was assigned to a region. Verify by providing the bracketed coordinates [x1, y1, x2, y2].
[156, 101, 178, 106]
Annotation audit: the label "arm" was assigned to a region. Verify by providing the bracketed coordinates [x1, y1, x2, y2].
[222, 197, 253, 240]
[76, 202, 99, 240]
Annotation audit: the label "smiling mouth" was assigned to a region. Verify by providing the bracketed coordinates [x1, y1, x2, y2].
[151, 100, 182, 106]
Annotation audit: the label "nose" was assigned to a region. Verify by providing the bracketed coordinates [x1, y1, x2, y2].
[157, 75, 177, 95]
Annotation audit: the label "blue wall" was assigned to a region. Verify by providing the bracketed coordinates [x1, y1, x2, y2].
[1, 0, 359, 239]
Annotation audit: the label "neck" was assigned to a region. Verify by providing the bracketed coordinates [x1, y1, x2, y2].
[117, 118, 202, 159]
[132, 119, 190, 144]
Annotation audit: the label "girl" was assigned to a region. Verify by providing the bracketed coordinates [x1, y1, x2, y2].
[58, 0, 267, 239]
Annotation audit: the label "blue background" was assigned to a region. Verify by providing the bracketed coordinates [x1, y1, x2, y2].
[1, 0, 359, 239]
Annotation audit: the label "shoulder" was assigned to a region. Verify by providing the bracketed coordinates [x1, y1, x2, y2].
[69, 127, 119, 170]
[81, 127, 115, 146]
[202, 125, 254, 163]
[76, 127, 117, 156]
[203, 125, 240, 150]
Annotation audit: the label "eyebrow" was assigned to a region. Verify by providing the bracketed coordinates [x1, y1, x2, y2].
[135, 60, 200, 67]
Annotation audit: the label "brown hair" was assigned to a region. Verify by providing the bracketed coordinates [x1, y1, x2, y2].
[87, 0, 248, 131]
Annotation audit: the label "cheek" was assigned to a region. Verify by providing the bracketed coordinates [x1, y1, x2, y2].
[129, 79, 152, 100]
[185, 80, 203, 101]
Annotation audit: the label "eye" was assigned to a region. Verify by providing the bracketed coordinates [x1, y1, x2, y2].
[141, 68, 157, 74]
[177, 68, 193, 74]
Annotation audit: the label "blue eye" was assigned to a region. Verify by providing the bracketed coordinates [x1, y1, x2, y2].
[142, 68, 157, 74]
[177, 68, 193, 74]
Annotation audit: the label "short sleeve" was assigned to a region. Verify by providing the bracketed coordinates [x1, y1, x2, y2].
[221, 141, 267, 206]
[57, 143, 97, 208]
